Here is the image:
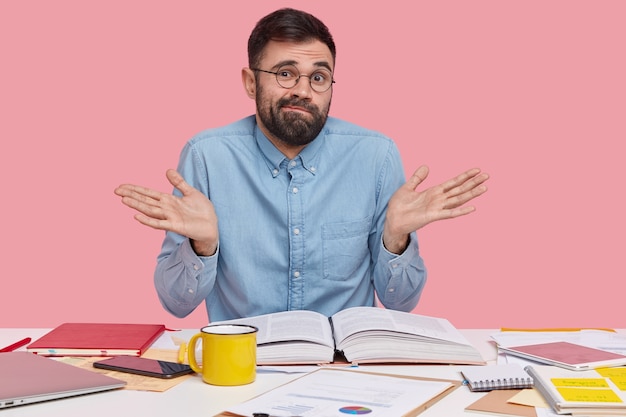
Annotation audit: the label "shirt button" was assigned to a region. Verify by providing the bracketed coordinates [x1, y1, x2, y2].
[292, 187, 299, 194]
[388, 288, 395, 293]
[272, 169, 279, 176]
[193, 264, 200, 271]
[293, 228, 300, 235]
[310, 166, 316, 173]
[294, 271, 300, 278]
[289, 160, 296, 167]
[188, 288, 194, 294]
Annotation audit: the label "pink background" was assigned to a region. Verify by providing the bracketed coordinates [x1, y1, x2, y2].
[1, 1, 624, 329]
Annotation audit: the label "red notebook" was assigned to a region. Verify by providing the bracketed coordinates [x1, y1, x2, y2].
[26, 323, 166, 356]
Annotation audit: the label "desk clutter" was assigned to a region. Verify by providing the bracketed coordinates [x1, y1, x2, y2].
[486, 327, 626, 416]
[3, 325, 626, 415]
[0, 323, 190, 409]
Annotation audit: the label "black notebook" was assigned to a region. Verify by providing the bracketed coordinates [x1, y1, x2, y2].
[461, 364, 534, 392]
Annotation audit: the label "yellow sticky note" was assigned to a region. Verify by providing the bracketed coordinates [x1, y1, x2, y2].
[551, 378, 609, 388]
[606, 376, 626, 391]
[557, 387, 622, 403]
[595, 368, 626, 389]
[596, 367, 626, 378]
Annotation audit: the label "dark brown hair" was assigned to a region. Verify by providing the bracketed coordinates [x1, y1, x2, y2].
[247, 8, 336, 69]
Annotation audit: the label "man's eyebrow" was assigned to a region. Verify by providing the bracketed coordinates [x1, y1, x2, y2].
[271, 60, 333, 72]
[271, 60, 297, 70]
[313, 61, 333, 72]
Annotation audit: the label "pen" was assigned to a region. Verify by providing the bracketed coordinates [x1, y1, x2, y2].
[0, 337, 32, 352]
[177, 342, 187, 364]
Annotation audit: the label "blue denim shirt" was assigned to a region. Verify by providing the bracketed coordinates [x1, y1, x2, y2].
[154, 115, 427, 321]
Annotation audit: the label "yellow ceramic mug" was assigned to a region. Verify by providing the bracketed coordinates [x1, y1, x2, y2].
[187, 324, 258, 386]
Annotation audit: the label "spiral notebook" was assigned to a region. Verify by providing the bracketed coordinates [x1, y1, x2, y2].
[461, 364, 534, 392]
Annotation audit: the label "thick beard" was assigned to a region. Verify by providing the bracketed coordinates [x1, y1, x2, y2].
[256, 87, 330, 147]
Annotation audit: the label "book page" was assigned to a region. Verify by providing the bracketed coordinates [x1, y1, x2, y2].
[331, 306, 470, 346]
[212, 310, 334, 348]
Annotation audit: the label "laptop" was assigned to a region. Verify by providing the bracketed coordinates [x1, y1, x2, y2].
[0, 352, 126, 409]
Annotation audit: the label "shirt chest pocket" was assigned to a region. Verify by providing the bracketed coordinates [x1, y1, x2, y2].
[322, 218, 372, 281]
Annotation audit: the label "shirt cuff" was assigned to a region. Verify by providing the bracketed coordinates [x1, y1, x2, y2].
[180, 238, 219, 274]
[380, 232, 419, 267]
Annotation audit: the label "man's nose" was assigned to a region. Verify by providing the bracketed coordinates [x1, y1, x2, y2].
[290, 75, 313, 99]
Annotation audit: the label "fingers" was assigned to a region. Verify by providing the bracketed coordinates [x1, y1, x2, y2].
[115, 170, 187, 200]
[443, 186, 485, 211]
[121, 194, 168, 220]
[406, 165, 429, 190]
[166, 169, 195, 196]
[133, 213, 170, 230]
[114, 181, 170, 222]
[441, 168, 483, 192]
[114, 183, 163, 202]
[443, 205, 476, 220]
[442, 170, 489, 210]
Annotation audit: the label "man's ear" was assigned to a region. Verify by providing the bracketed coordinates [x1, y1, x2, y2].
[241, 68, 256, 99]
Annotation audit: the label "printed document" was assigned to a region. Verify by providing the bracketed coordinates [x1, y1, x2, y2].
[225, 368, 455, 417]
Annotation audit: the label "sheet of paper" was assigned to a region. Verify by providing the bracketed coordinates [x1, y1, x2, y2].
[465, 389, 537, 417]
[508, 389, 551, 408]
[257, 365, 318, 374]
[58, 349, 191, 392]
[149, 331, 179, 349]
[226, 368, 454, 417]
[534, 407, 560, 417]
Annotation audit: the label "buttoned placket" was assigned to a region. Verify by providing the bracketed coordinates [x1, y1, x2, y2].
[286, 158, 306, 310]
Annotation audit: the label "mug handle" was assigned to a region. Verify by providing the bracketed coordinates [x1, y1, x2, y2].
[187, 333, 203, 373]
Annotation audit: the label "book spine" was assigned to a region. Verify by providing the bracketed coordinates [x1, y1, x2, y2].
[138, 325, 166, 356]
[524, 366, 561, 413]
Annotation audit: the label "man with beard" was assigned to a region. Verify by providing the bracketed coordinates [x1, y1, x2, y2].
[115, 8, 489, 322]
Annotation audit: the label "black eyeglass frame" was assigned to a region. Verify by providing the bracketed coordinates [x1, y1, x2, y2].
[251, 65, 336, 93]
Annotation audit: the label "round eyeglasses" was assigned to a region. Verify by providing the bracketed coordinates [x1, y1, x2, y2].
[251, 64, 335, 93]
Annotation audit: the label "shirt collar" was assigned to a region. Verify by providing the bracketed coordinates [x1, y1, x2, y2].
[255, 121, 323, 178]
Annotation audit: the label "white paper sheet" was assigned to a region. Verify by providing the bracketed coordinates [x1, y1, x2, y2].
[226, 368, 454, 417]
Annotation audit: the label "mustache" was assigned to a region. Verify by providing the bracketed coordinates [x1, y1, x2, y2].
[277, 98, 318, 113]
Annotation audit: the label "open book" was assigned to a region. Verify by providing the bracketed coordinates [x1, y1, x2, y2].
[211, 306, 485, 365]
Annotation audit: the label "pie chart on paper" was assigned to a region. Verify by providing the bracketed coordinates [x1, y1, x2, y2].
[338, 406, 372, 414]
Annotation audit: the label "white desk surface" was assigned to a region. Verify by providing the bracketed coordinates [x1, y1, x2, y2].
[0, 328, 507, 417]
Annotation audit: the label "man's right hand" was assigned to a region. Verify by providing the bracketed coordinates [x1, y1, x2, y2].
[114, 169, 218, 256]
